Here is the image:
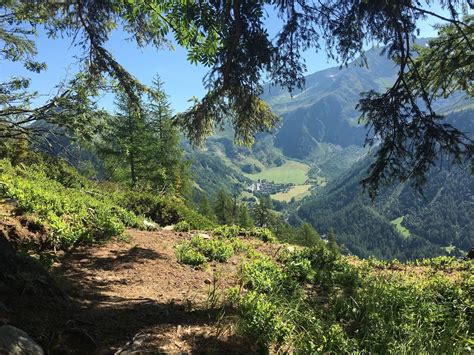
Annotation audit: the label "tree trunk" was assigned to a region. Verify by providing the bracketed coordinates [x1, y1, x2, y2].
[129, 150, 137, 188]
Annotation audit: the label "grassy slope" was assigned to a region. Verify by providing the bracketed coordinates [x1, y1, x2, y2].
[244, 160, 310, 184]
[271, 184, 312, 202]
[0, 158, 215, 250]
[390, 216, 411, 239]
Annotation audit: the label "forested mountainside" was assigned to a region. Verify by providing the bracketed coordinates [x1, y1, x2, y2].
[262, 47, 397, 160]
[297, 109, 474, 260]
[187, 149, 251, 194]
[188, 47, 401, 192]
[188, 45, 473, 260]
[187, 48, 397, 196]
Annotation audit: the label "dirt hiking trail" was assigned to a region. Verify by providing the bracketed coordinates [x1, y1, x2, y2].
[1, 227, 276, 354]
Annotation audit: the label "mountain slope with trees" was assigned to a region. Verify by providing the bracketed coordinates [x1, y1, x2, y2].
[296, 109, 474, 260]
[0, 2, 473, 353]
[263, 47, 395, 160]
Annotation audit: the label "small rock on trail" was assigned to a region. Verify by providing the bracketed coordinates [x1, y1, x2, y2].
[0, 325, 44, 355]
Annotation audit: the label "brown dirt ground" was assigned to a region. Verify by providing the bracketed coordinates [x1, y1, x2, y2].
[1, 216, 280, 354]
[52, 229, 248, 354]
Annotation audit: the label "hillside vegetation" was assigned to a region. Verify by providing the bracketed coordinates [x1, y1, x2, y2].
[1, 163, 471, 352]
[1, 3, 473, 353]
[297, 137, 474, 260]
[0, 157, 214, 251]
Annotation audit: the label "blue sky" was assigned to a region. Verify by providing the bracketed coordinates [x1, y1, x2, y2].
[1, 4, 451, 113]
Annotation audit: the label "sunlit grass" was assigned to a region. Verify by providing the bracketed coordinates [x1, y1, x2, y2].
[390, 216, 411, 239]
[244, 160, 310, 184]
[271, 184, 312, 202]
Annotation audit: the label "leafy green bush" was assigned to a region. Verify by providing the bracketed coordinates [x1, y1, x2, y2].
[236, 291, 290, 348]
[175, 236, 235, 265]
[231, 242, 473, 353]
[230, 238, 251, 254]
[0, 160, 140, 248]
[194, 237, 234, 262]
[174, 220, 191, 232]
[106, 188, 215, 230]
[175, 243, 207, 266]
[241, 256, 285, 293]
[23, 153, 90, 189]
[212, 225, 241, 238]
[331, 272, 473, 353]
[281, 251, 315, 282]
[249, 227, 276, 243]
[417, 255, 459, 270]
[212, 225, 276, 243]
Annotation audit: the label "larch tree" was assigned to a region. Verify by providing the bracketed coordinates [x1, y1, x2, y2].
[238, 203, 254, 229]
[98, 92, 145, 188]
[299, 222, 323, 248]
[214, 189, 234, 225]
[145, 76, 190, 196]
[99, 76, 189, 194]
[197, 192, 217, 222]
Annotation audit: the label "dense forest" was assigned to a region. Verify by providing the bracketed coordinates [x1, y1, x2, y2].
[0, 1, 472, 354]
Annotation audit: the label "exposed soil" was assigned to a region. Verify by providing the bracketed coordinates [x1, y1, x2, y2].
[1, 211, 280, 354]
[52, 229, 250, 353]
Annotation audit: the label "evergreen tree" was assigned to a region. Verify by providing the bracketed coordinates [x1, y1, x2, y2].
[214, 189, 234, 225]
[238, 203, 254, 229]
[99, 75, 189, 195]
[231, 191, 239, 223]
[145, 76, 190, 196]
[198, 192, 216, 222]
[266, 214, 296, 244]
[299, 223, 323, 248]
[99, 92, 145, 188]
[0, 132, 29, 164]
[328, 228, 340, 254]
[254, 195, 273, 227]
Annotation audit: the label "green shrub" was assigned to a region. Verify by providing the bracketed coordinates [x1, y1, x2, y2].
[249, 227, 276, 243]
[178, 205, 216, 230]
[241, 256, 285, 293]
[23, 154, 90, 189]
[175, 236, 235, 265]
[282, 251, 315, 282]
[175, 243, 207, 266]
[231, 241, 472, 353]
[107, 189, 215, 230]
[212, 225, 241, 238]
[230, 238, 251, 254]
[205, 239, 234, 262]
[331, 273, 472, 353]
[237, 291, 289, 348]
[191, 236, 234, 262]
[0, 159, 140, 248]
[212, 225, 276, 243]
[425, 255, 458, 270]
[174, 220, 191, 232]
